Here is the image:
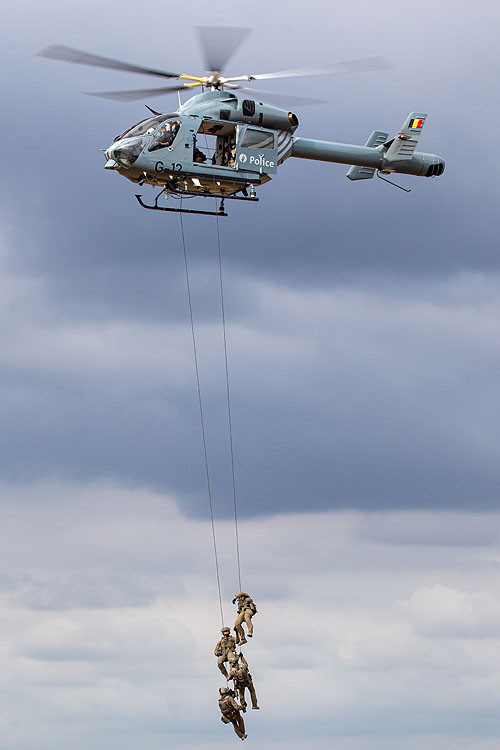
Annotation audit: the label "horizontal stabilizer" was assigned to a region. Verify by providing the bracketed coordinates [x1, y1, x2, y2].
[364, 130, 389, 148]
[346, 130, 388, 180]
[384, 112, 427, 162]
[346, 165, 376, 181]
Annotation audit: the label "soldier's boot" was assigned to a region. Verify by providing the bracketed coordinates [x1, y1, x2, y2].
[252, 704, 260, 709]
[233, 724, 245, 740]
[241, 703, 247, 713]
[241, 735, 248, 741]
[239, 637, 247, 644]
[233, 629, 240, 644]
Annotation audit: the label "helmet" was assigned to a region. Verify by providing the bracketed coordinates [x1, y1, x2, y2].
[219, 687, 230, 696]
[221, 626, 231, 634]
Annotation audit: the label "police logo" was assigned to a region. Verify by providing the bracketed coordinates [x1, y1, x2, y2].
[239, 153, 248, 163]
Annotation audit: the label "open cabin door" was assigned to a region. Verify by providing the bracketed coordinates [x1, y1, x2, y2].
[236, 126, 278, 175]
[194, 119, 238, 168]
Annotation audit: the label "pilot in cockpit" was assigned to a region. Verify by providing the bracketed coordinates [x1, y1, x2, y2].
[155, 122, 175, 148]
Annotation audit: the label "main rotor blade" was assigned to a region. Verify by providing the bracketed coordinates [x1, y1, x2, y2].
[232, 86, 328, 107]
[247, 56, 393, 81]
[37, 44, 181, 79]
[85, 83, 201, 101]
[196, 26, 251, 73]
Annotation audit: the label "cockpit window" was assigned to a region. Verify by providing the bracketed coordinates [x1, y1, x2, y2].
[148, 120, 182, 151]
[113, 136, 148, 168]
[118, 115, 172, 141]
[240, 128, 275, 149]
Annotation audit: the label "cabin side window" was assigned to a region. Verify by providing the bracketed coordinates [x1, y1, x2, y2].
[240, 129, 275, 149]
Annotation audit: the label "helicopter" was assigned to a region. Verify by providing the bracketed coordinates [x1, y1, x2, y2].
[38, 27, 445, 217]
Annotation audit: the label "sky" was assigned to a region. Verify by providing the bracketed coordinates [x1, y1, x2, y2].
[1, 0, 500, 747]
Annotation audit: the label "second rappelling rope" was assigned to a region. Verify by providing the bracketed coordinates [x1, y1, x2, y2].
[179, 206, 224, 627]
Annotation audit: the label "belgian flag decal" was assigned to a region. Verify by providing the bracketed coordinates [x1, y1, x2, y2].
[409, 117, 424, 130]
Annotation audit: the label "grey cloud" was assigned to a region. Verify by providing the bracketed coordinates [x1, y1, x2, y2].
[1, 481, 500, 748]
[398, 584, 500, 639]
[2, 2, 500, 744]
[354, 512, 500, 547]
[3, 0, 500, 293]
[3, 248, 500, 515]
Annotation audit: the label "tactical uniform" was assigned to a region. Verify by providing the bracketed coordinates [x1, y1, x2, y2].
[214, 628, 238, 678]
[218, 688, 247, 740]
[233, 592, 256, 644]
[228, 653, 259, 711]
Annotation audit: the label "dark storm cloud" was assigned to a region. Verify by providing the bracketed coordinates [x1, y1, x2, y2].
[1, 0, 500, 517]
[1, 251, 500, 516]
[5, 0, 499, 290]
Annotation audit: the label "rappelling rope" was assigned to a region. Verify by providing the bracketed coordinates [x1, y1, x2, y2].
[214, 211, 243, 593]
[201, 130, 244, 593]
[178, 204, 225, 627]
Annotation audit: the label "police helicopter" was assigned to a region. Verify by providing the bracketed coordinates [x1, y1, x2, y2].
[38, 27, 445, 217]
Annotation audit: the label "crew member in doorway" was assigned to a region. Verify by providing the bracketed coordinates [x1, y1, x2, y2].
[194, 146, 207, 163]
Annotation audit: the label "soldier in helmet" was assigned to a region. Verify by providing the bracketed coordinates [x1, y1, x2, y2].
[227, 651, 260, 711]
[218, 687, 247, 740]
[214, 626, 238, 678]
[232, 592, 257, 645]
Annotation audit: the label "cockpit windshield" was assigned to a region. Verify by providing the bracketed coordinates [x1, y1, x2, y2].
[117, 114, 173, 141]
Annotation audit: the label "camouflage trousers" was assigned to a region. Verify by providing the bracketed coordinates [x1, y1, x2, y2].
[234, 609, 253, 641]
[217, 651, 238, 678]
[224, 711, 246, 739]
[235, 679, 259, 710]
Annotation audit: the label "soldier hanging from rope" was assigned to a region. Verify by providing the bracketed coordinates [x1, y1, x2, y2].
[214, 626, 239, 678]
[232, 592, 257, 645]
[227, 651, 260, 711]
[218, 687, 247, 741]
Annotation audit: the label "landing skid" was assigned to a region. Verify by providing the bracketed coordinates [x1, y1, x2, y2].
[135, 194, 227, 217]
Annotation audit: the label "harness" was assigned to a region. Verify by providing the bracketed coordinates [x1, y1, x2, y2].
[233, 666, 251, 686]
[219, 697, 238, 719]
[220, 637, 237, 654]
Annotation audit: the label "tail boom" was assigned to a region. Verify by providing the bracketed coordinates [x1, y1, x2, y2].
[291, 137, 444, 178]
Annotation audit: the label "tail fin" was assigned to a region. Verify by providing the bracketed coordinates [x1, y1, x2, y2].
[383, 112, 427, 163]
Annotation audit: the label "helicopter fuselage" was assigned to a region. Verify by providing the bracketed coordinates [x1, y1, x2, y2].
[103, 90, 444, 203]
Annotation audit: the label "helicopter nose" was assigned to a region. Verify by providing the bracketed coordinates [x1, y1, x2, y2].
[104, 146, 119, 169]
[108, 136, 146, 169]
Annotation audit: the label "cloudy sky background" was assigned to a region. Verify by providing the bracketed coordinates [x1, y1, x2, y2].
[2, 0, 500, 747]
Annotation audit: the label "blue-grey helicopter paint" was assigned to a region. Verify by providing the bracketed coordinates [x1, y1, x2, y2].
[38, 29, 445, 216]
